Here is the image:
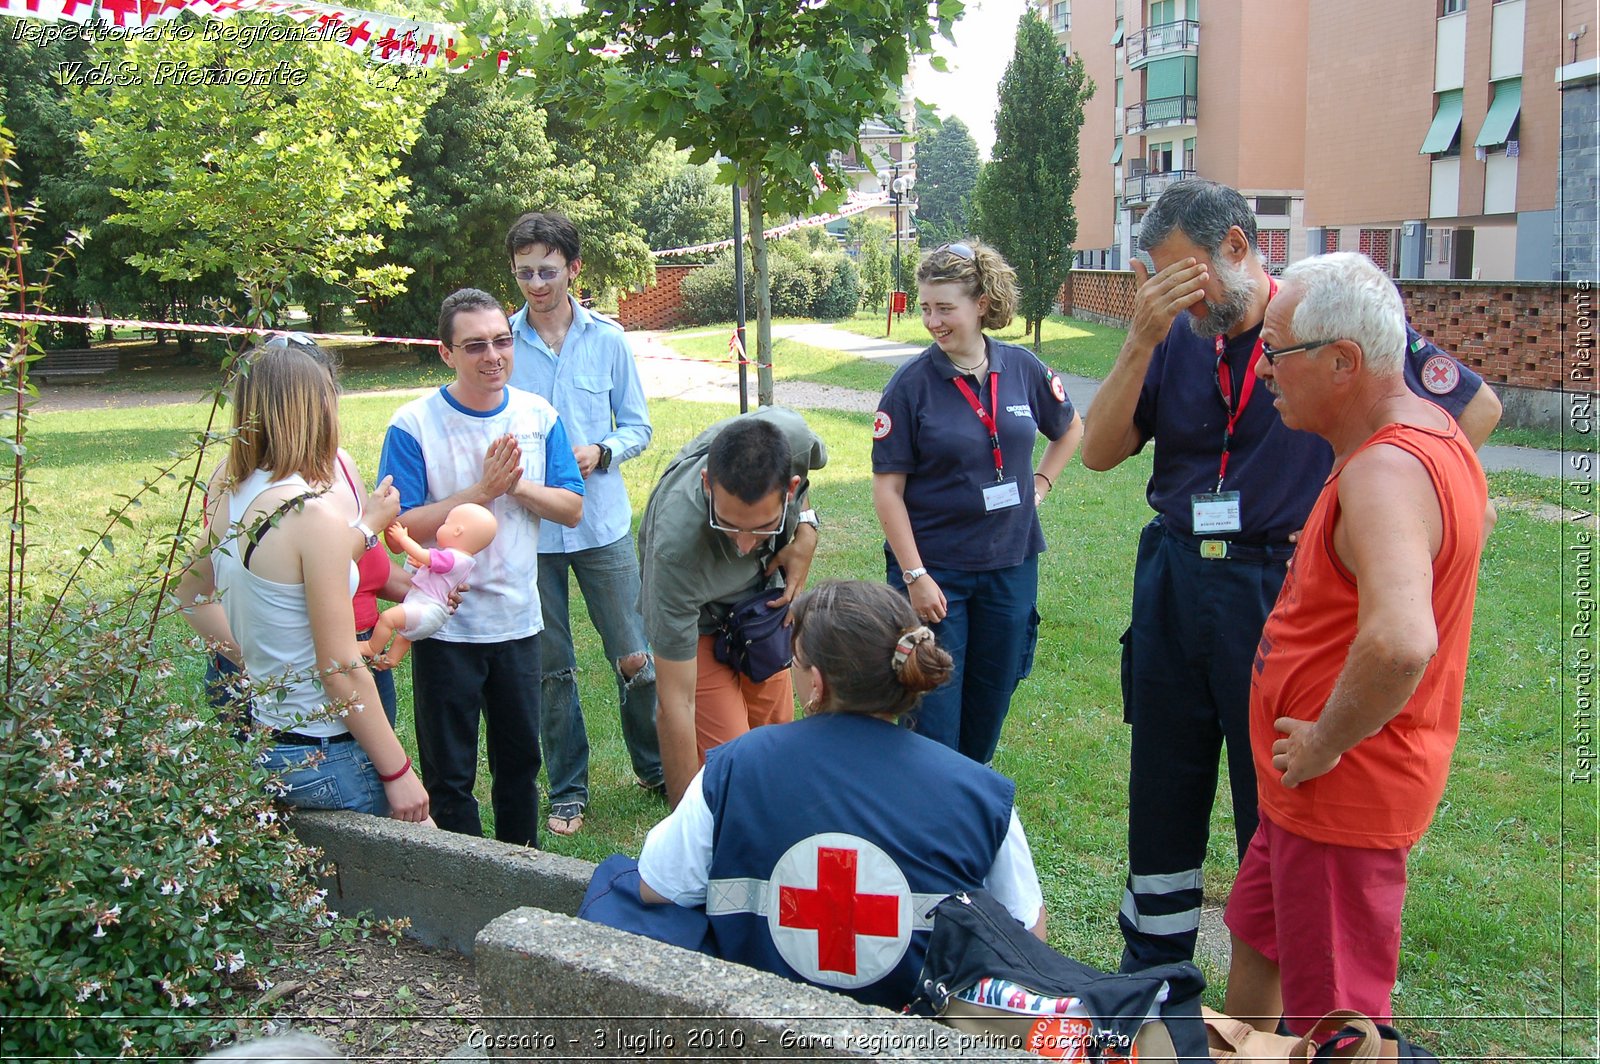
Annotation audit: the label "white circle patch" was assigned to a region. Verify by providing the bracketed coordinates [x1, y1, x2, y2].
[1049, 373, 1066, 403]
[767, 832, 912, 989]
[1421, 354, 1460, 396]
[872, 410, 893, 439]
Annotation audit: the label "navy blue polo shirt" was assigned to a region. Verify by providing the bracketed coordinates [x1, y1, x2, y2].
[873, 338, 1077, 570]
[1133, 319, 1482, 544]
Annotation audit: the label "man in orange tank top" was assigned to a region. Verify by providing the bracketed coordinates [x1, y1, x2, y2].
[1220, 253, 1495, 1038]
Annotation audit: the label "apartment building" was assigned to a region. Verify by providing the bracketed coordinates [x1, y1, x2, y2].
[1037, 0, 1592, 280]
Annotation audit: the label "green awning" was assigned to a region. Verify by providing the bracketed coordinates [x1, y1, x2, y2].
[1419, 89, 1463, 155]
[1474, 78, 1522, 147]
[1110, 20, 1124, 46]
[1111, 139, 1124, 165]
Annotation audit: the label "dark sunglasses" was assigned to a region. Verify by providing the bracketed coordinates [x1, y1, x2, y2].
[1261, 339, 1337, 365]
[453, 335, 515, 357]
[934, 242, 975, 261]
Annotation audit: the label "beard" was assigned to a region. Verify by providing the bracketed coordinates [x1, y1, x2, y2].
[1187, 253, 1258, 338]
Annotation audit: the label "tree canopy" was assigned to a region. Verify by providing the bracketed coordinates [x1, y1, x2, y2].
[973, 10, 1093, 350]
[458, 0, 964, 403]
[638, 158, 729, 254]
[69, 17, 439, 330]
[914, 115, 980, 247]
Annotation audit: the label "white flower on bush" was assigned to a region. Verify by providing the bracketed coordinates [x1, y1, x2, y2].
[213, 950, 247, 974]
[74, 979, 102, 1003]
[158, 877, 183, 896]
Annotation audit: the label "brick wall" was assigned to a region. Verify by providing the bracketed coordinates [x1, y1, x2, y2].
[1058, 270, 1137, 327]
[1056, 271, 1586, 394]
[1399, 281, 1581, 393]
[616, 264, 708, 331]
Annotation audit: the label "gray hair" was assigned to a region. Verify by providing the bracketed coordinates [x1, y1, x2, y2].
[1138, 178, 1259, 256]
[197, 1032, 345, 1062]
[1280, 252, 1406, 377]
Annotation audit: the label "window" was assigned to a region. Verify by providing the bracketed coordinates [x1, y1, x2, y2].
[1183, 137, 1196, 171]
[1324, 229, 1340, 252]
[1440, 0, 1465, 14]
[1359, 229, 1393, 272]
[1259, 229, 1288, 267]
[1419, 89, 1464, 156]
[1053, 2, 1071, 33]
[1149, 142, 1174, 173]
[1255, 196, 1291, 216]
[1474, 78, 1522, 148]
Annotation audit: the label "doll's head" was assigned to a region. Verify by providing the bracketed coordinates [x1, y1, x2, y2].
[436, 503, 498, 554]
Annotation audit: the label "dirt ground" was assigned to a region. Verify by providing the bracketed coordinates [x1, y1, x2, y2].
[237, 932, 481, 1060]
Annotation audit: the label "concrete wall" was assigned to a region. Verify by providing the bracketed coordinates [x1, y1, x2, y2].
[617, 264, 706, 331]
[292, 812, 592, 955]
[476, 909, 1038, 1062]
[1558, 81, 1598, 281]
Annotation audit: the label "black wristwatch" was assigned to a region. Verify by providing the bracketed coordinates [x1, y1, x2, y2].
[596, 443, 613, 473]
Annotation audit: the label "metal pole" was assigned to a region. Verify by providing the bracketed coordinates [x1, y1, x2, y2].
[732, 181, 748, 413]
[886, 165, 900, 338]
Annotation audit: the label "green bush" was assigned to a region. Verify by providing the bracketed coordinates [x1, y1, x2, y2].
[0, 129, 342, 1059]
[677, 239, 862, 324]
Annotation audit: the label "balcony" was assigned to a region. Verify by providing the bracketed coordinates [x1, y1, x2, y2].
[1126, 19, 1199, 68]
[1125, 95, 1197, 135]
[1121, 168, 1198, 208]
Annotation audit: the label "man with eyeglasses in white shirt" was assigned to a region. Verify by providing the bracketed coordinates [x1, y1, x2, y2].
[377, 287, 586, 845]
[636, 408, 827, 808]
[503, 211, 662, 838]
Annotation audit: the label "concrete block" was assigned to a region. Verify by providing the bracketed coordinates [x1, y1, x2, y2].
[291, 811, 594, 954]
[475, 908, 1039, 1062]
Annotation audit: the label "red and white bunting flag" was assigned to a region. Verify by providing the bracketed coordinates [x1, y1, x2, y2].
[206, 0, 267, 17]
[810, 161, 829, 193]
[94, 0, 150, 28]
[339, 16, 375, 51]
[144, 0, 192, 22]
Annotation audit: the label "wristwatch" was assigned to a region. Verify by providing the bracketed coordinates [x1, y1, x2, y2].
[902, 566, 929, 585]
[596, 443, 613, 473]
[797, 508, 819, 529]
[355, 520, 380, 552]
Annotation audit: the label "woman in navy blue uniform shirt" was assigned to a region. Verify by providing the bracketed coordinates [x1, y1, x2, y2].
[871, 241, 1083, 763]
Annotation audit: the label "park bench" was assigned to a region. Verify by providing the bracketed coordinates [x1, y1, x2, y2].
[32, 348, 118, 382]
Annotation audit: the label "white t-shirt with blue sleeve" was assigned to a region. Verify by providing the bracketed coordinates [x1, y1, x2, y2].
[378, 385, 584, 644]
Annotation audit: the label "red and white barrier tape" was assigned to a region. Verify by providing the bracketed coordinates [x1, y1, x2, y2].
[0, 312, 772, 367]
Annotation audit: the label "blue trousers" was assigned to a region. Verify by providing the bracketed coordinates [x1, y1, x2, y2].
[537, 537, 662, 807]
[1119, 518, 1291, 971]
[887, 550, 1040, 765]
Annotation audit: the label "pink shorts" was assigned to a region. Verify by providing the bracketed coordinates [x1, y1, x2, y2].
[1223, 813, 1411, 1035]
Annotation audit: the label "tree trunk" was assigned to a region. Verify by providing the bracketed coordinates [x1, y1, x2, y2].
[747, 173, 775, 407]
[1034, 317, 1042, 353]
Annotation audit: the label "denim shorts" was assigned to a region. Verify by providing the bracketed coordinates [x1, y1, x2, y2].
[259, 737, 391, 816]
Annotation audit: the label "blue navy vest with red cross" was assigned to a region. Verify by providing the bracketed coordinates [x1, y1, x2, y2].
[700, 712, 1014, 1010]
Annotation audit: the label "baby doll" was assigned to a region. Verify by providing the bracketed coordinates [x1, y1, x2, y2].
[360, 503, 497, 668]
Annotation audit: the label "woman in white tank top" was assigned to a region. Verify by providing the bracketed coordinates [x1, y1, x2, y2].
[175, 344, 430, 822]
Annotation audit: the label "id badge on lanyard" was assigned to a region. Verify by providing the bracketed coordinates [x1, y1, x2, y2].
[1190, 278, 1276, 536]
[953, 372, 1021, 513]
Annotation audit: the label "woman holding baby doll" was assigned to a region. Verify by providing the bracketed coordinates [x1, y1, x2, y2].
[630, 580, 1046, 1010]
[177, 341, 429, 821]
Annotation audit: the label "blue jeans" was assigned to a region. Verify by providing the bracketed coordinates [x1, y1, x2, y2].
[887, 551, 1040, 764]
[259, 737, 390, 816]
[538, 537, 661, 806]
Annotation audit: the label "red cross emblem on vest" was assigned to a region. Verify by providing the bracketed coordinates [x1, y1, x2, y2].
[766, 832, 913, 989]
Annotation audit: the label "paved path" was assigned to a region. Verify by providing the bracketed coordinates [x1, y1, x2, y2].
[633, 324, 1587, 481]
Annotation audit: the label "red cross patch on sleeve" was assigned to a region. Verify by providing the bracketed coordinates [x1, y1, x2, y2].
[873, 411, 893, 439]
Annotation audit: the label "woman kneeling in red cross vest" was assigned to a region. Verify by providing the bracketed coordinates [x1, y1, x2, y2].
[581, 579, 1047, 1011]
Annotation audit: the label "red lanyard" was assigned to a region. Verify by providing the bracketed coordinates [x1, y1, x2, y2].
[1211, 277, 1277, 490]
[952, 372, 1005, 481]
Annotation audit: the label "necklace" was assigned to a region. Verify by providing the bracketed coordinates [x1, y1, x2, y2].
[949, 352, 988, 373]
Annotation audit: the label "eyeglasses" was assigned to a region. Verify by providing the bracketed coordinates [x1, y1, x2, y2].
[513, 266, 567, 283]
[1261, 339, 1337, 365]
[452, 335, 515, 357]
[264, 331, 317, 352]
[934, 242, 975, 261]
[706, 490, 790, 537]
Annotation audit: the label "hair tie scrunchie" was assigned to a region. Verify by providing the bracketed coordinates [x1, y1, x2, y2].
[892, 625, 935, 673]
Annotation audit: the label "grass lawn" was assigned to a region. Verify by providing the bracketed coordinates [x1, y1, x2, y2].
[660, 322, 898, 394]
[832, 309, 1130, 379]
[17, 385, 1593, 1061]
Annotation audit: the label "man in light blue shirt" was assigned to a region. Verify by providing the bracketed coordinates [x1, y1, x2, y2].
[505, 211, 660, 837]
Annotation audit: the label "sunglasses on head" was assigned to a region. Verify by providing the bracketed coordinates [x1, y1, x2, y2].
[934, 242, 975, 261]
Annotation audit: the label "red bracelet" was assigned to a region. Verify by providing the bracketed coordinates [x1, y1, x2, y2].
[377, 755, 411, 783]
